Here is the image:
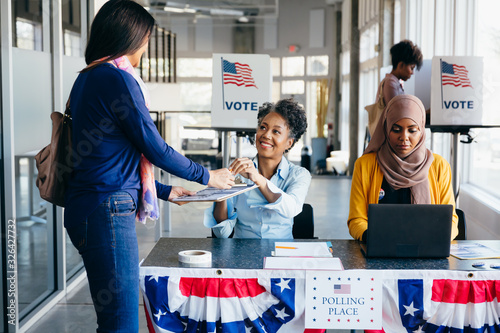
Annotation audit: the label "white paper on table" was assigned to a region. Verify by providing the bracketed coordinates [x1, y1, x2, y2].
[263, 257, 343, 270]
[274, 241, 333, 257]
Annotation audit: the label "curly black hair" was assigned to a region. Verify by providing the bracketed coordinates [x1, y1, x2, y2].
[257, 98, 307, 152]
[390, 39, 423, 70]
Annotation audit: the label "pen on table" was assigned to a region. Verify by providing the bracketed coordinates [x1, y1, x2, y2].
[327, 241, 333, 254]
[276, 246, 297, 249]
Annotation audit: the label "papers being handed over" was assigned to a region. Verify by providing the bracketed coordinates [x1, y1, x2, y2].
[264, 241, 343, 270]
[273, 241, 334, 257]
[171, 184, 258, 202]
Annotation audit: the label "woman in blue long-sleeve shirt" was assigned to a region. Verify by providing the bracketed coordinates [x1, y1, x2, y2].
[64, 1, 234, 331]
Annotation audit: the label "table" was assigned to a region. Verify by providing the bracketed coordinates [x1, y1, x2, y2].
[141, 238, 500, 271]
[140, 238, 500, 332]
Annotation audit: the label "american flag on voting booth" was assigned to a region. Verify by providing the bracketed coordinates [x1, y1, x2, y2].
[140, 266, 325, 333]
[441, 60, 473, 88]
[222, 59, 258, 88]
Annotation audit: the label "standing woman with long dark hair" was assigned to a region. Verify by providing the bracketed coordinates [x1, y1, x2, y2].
[64, 1, 234, 331]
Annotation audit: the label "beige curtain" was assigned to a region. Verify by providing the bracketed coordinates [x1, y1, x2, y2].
[316, 78, 331, 138]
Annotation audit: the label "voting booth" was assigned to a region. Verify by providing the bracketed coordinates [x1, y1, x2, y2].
[211, 54, 272, 166]
[428, 56, 488, 198]
[430, 56, 483, 127]
[211, 53, 272, 130]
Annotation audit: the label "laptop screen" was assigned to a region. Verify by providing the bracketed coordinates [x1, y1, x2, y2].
[362, 204, 453, 258]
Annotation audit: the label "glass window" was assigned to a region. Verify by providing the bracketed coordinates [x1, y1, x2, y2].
[15, 19, 42, 51]
[306, 81, 319, 138]
[272, 81, 281, 103]
[469, 128, 500, 197]
[341, 51, 350, 76]
[282, 80, 304, 94]
[150, 58, 157, 82]
[64, 30, 81, 56]
[467, 0, 500, 198]
[282, 56, 304, 77]
[62, 0, 81, 56]
[13, 0, 43, 51]
[306, 55, 328, 76]
[16, 157, 52, 316]
[393, 0, 401, 44]
[271, 57, 280, 77]
[360, 25, 378, 62]
[179, 82, 212, 111]
[178, 58, 213, 77]
[140, 54, 150, 82]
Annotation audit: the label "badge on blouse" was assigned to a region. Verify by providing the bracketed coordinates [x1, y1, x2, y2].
[378, 188, 385, 201]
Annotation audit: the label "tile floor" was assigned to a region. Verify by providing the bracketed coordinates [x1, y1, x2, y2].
[24, 175, 355, 333]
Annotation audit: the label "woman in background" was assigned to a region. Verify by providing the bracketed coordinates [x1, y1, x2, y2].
[205, 98, 311, 239]
[367, 40, 423, 137]
[348, 95, 458, 242]
[379, 40, 423, 105]
[64, 1, 233, 331]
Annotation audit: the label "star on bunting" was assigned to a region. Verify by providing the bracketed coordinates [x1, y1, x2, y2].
[403, 302, 419, 316]
[153, 309, 165, 321]
[276, 278, 291, 293]
[275, 307, 290, 320]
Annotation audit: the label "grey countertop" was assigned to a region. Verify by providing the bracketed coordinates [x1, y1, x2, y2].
[141, 238, 500, 271]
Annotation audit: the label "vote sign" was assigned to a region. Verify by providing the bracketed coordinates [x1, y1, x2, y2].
[431, 56, 483, 126]
[211, 53, 272, 130]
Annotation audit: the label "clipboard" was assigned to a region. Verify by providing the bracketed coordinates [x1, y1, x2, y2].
[171, 184, 258, 202]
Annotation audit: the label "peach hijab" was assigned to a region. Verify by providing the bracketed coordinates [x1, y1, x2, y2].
[364, 95, 434, 203]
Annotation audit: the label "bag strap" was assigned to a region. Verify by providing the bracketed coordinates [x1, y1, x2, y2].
[377, 79, 386, 107]
[64, 96, 71, 117]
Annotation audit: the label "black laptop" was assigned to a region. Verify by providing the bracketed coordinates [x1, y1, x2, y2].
[360, 204, 453, 258]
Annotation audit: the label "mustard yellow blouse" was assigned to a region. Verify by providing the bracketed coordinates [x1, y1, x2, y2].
[347, 152, 459, 241]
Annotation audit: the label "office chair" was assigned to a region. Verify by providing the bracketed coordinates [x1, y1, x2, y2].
[455, 208, 467, 240]
[292, 203, 316, 239]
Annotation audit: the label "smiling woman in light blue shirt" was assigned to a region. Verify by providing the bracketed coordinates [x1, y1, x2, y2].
[204, 99, 312, 239]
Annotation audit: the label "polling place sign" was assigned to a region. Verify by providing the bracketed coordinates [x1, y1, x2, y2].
[431, 56, 483, 126]
[211, 53, 272, 129]
[305, 270, 382, 330]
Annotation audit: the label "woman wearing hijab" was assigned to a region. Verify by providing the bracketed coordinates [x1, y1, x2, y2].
[348, 95, 458, 242]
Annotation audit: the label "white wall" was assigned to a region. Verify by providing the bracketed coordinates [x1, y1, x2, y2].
[255, 0, 335, 57]
[159, 0, 335, 59]
[63, 56, 86, 100]
[460, 185, 500, 240]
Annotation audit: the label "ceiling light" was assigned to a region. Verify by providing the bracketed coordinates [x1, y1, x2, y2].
[162, 5, 196, 14]
[163, 6, 184, 13]
[238, 16, 249, 23]
[209, 8, 244, 16]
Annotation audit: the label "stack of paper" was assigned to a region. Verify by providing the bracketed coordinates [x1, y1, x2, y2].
[273, 241, 333, 257]
[263, 257, 343, 270]
[264, 241, 343, 270]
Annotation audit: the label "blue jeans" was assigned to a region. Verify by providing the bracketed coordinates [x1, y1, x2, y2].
[66, 191, 139, 333]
